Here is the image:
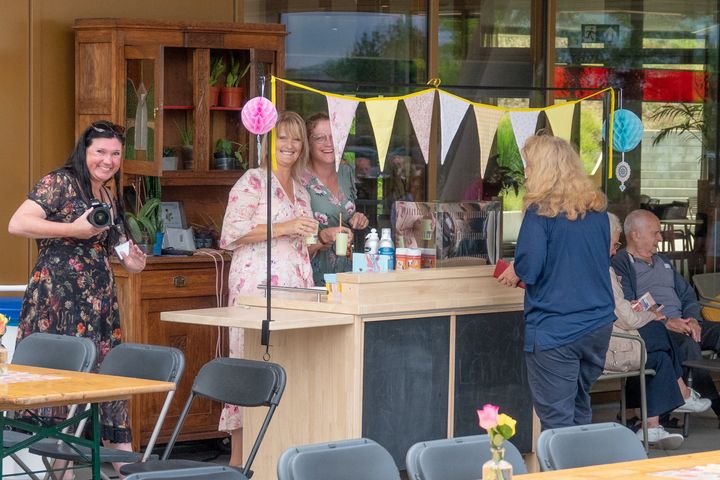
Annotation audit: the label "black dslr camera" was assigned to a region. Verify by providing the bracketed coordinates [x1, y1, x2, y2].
[87, 200, 113, 228]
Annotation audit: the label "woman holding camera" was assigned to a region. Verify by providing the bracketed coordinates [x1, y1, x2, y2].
[8, 121, 146, 465]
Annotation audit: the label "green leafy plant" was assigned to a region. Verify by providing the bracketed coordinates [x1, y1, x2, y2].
[126, 197, 163, 243]
[225, 53, 251, 88]
[649, 103, 708, 154]
[209, 56, 226, 87]
[125, 176, 163, 244]
[162, 147, 175, 157]
[214, 139, 248, 169]
[174, 120, 193, 147]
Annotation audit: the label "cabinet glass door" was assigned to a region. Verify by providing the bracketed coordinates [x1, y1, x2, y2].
[124, 45, 163, 176]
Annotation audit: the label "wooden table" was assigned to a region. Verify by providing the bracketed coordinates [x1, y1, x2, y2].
[517, 450, 720, 479]
[1, 364, 175, 479]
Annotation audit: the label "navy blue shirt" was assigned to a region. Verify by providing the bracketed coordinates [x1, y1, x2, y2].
[514, 207, 615, 352]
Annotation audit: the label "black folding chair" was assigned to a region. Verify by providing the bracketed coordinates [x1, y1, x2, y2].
[120, 357, 286, 480]
[2, 333, 97, 480]
[29, 343, 185, 480]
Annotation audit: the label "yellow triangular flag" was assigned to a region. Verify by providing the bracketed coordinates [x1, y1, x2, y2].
[473, 106, 505, 179]
[366, 99, 399, 170]
[545, 102, 576, 142]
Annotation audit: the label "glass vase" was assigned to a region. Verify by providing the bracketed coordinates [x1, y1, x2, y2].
[482, 446, 513, 480]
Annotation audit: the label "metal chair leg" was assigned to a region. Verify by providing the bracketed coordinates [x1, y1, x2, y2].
[683, 368, 693, 438]
[639, 370, 649, 452]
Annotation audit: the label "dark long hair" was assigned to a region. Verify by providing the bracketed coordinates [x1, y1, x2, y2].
[62, 120, 127, 235]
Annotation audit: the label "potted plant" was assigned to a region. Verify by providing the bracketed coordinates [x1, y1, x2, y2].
[125, 176, 164, 255]
[220, 53, 251, 108]
[213, 139, 248, 170]
[208, 55, 225, 107]
[192, 213, 221, 249]
[162, 147, 178, 171]
[174, 120, 193, 169]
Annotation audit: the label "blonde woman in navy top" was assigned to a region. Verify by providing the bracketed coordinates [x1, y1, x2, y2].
[497, 134, 615, 430]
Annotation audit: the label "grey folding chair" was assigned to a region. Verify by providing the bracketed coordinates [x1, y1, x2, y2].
[405, 435, 527, 480]
[3, 333, 97, 480]
[124, 465, 248, 479]
[277, 438, 400, 480]
[536, 422, 647, 471]
[29, 343, 185, 480]
[120, 357, 286, 480]
[597, 331, 655, 451]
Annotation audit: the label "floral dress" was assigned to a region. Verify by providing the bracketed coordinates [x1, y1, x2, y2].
[218, 168, 314, 432]
[302, 163, 358, 286]
[16, 170, 129, 443]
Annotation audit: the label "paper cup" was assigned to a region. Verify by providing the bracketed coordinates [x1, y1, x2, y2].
[335, 232, 349, 256]
[305, 223, 319, 245]
[421, 219, 433, 241]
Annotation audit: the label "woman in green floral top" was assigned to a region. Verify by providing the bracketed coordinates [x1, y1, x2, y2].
[303, 113, 369, 285]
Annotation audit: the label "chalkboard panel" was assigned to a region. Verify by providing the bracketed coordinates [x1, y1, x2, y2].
[362, 316, 450, 468]
[454, 311, 532, 452]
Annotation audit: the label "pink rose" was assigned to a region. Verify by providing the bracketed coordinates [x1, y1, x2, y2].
[477, 404, 499, 430]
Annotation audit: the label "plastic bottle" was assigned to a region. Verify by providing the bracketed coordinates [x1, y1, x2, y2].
[364, 228, 379, 254]
[378, 228, 395, 270]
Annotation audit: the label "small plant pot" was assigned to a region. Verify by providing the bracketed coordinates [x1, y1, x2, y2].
[220, 87, 243, 108]
[209, 85, 221, 107]
[181, 146, 194, 170]
[213, 152, 235, 170]
[162, 156, 178, 171]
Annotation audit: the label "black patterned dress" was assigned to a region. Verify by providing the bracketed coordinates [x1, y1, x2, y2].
[16, 170, 130, 443]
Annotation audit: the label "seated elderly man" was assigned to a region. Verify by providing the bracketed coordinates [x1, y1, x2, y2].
[612, 209, 720, 426]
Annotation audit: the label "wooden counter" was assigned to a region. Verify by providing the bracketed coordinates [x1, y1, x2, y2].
[162, 266, 528, 479]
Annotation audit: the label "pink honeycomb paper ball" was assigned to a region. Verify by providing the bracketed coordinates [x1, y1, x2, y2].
[241, 96, 278, 135]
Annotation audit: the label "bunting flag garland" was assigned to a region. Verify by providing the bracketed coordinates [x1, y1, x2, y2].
[438, 91, 470, 165]
[544, 102, 576, 142]
[509, 111, 541, 166]
[271, 77, 615, 178]
[326, 96, 360, 170]
[404, 90, 435, 164]
[473, 106, 505, 178]
[366, 99, 399, 171]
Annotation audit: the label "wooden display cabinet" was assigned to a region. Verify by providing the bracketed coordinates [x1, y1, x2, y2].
[75, 18, 286, 449]
[113, 256, 230, 451]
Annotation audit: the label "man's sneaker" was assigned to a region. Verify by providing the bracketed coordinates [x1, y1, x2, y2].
[636, 426, 684, 450]
[673, 388, 712, 413]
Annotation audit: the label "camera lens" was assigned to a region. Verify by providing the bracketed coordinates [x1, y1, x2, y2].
[88, 205, 111, 227]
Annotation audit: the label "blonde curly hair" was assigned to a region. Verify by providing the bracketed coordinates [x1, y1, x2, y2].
[522, 134, 607, 220]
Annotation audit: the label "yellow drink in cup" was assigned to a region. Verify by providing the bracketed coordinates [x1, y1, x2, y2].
[335, 232, 349, 256]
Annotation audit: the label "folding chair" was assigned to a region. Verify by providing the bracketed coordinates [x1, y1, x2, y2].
[536, 422, 646, 471]
[3, 333, 97, 480]
[120, 357, 286, 480]
[405, 435, 527, 480]
[124, 465, 249, 479]
[29, 343, 185, 480]
[277, 438, 400, 480]
[597, 331, 655, 452]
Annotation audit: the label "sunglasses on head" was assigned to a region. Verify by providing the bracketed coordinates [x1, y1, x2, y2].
[91, 121, 125, 135]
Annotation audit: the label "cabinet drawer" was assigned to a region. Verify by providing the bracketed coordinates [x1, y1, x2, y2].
[141, 269, 220, 298]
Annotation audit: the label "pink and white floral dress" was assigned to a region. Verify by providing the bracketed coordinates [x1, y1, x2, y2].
[218, 167, 314, 432]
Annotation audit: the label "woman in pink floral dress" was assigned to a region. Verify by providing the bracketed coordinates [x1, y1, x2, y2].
[218, 111, 317, 466]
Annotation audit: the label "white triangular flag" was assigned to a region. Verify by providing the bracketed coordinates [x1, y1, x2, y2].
[473, 106, 505, 178]
[439, 91, 470, 165]
[326, 95, 360, 170]
[404, 90, 435, 164]
[509, 111, 541, 166]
